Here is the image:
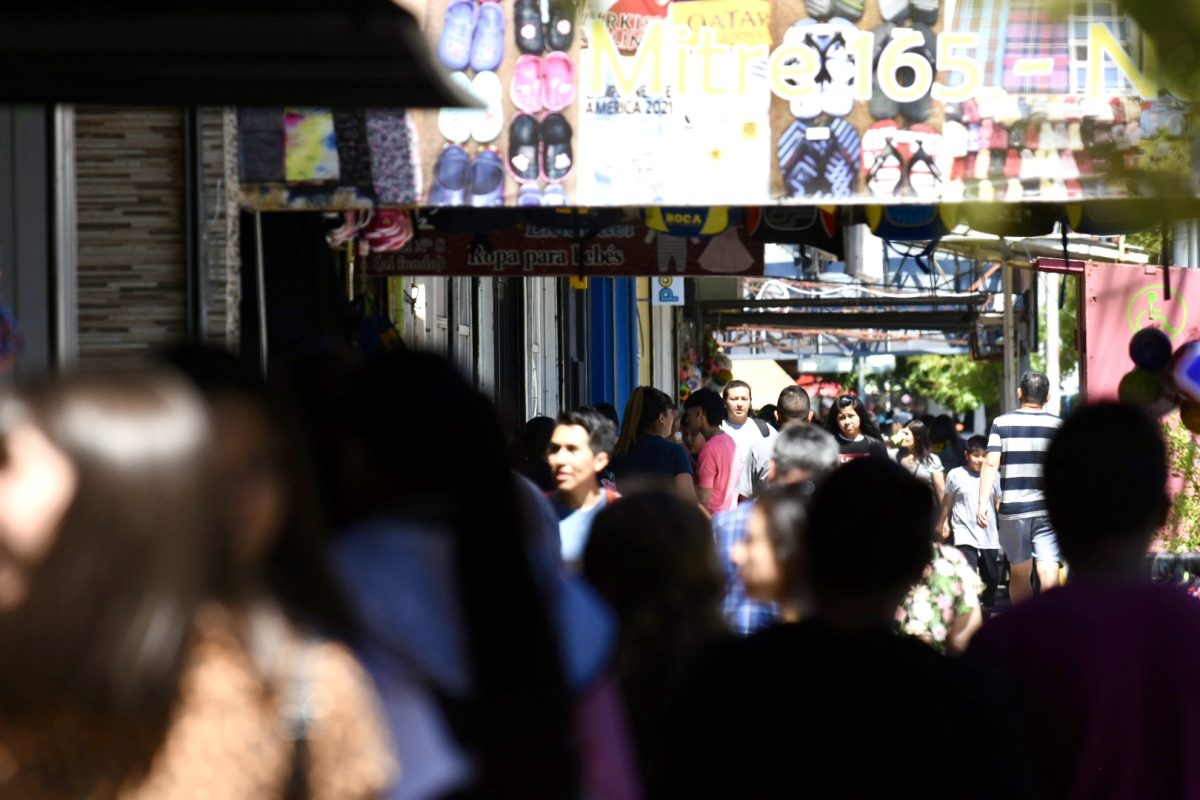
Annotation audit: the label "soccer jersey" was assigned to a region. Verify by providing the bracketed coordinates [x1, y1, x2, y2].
[987, 408, 1061, 519]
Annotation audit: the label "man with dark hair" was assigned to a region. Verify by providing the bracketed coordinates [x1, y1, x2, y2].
[548, 407, 619, 568]
[969, 403, 1200, 799]
[713, 423, 839, 635]
[978, 370, 1061, 603]
[721, 379, 776, 495]
[669, 458, 1030, 797]
[737, 385, 813, 501]
[683, 389, 736, 515]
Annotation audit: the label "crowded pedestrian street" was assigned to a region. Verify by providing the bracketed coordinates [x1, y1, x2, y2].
[0, 0, 1199, 798]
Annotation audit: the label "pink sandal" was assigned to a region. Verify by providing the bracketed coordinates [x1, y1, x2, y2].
[511, 54, 543, 114]
[541, 51, 575, 112]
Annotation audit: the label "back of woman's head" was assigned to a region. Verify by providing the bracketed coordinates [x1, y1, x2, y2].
[615, 386, 672, 456]
[161, 343, 357, 642]
[0, 371, 212, 726]
[755, 485, 811, 603]
[583, 491, 725, 688]
[806, 458, 932, 608]
[347, 351, 578, 798]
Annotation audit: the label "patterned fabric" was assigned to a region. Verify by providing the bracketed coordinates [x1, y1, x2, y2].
[1001, 0, 1070, 94]
[366, 109, 422, 205]
[238, 107, 285, 183]
[778, 117, 862, 199]
[950, 0, 1070, 93]
[284, 108, 340, 182]
[711, 501, 780, 636]
[895, 544, 982, 653]
[332, 109, 375, 188]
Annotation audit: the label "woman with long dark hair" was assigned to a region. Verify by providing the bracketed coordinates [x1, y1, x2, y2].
[824, 394, 888, 461]
[730, 485, 811, 622]
[328, 351, 603, 800]
[0, 373, 212, 797]
[611, 386, 696, 502]
[895, 419, 946, 507]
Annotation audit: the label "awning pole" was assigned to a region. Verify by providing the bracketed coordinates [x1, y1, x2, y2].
[254, 210, 268, 375]
[1044, 270, 1061, 414]
[1002, 242, 1016, 413]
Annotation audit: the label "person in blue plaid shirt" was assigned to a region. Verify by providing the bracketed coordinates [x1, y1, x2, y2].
[712, 421, 839, 634]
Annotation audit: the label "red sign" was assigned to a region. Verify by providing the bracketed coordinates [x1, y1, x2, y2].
[1082, 263, 1200, 401]
[362, 222, 763, 277]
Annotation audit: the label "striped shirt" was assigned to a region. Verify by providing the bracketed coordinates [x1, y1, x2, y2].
[988, 407, 1062, 519]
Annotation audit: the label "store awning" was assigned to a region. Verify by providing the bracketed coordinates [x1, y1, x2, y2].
[0, 1, 472, 107]
[730, 358, 798, 408]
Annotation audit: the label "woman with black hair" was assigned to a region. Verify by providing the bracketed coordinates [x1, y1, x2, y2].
[895, 419, 946, 507]
[824, 394, 888, 461]
[730, 485, 811, 623]
[328, 351, 636, 800]
[611, 386, 696, 502]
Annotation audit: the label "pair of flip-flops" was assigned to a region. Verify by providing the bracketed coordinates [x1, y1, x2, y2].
[429, 144, 506, 207]
[517, 184, 567, 207]
[511, 52, 575, 114]
[507, 112, 573, 183]
[783, 18, 857, 119]
[777, 117, 862, 198]
[868, 22, 936, 123]
[438, 0, 505, 73]
[514, 0, 575, 54]
[861, 120, 942, 199]
[438, 71, 505, 144]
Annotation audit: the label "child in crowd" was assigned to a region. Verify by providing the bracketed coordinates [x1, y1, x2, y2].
[938, 435, 1002, 613]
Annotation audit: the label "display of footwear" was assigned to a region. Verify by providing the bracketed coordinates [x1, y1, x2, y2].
[862, 119, 903, 196]
[868, 23, 900, 120]
[878, 0, 909, 22]
[547, 0, 576, 52]
[778, 117, 861, 198]
[469, 147, 506, 206]
[470, 0, 505, 72]
[513, 0, 543, 55]
[541, 113, 574, 182]
[470, 70, 504, 143]
[437, 0, 477, 71]
[832, 0, 865, 22]
[429, 144, 471, 205]
[507, 113, 540, 183]
[910, 0, 940, 25]
[805, 0, 833, 20]
[542, 51, 575, 112]
[784, 20, 824, 119]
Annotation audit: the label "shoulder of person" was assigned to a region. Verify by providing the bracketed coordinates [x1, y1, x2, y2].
[752, 417, 774, 437]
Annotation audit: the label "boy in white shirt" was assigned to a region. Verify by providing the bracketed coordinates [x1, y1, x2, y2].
[938, 435, 1002, 613]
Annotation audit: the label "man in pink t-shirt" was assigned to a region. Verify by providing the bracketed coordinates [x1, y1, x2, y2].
[683, 389, 737, 515]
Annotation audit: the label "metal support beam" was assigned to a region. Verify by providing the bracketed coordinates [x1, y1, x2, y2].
[1002, 246, 1017, 413]
[182, 106, 206, 342]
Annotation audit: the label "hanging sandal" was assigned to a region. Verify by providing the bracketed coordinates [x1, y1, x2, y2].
[514, 0, 544, 55]
[547, 0, 576, 52]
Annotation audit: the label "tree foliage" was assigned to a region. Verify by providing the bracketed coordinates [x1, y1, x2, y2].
[897, 355, 1003, 414]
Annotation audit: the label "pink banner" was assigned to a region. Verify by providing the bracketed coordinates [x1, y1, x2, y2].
[1082, 263, 1200, 401]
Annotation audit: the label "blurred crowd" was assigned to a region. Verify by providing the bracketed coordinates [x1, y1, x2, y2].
[0, 351, 1197, 800]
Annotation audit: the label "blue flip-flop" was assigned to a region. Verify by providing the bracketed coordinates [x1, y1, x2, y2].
[429, 144, 471, 206]
[469, 147, 506, 207]
[779, 118, 861, 198]
[437, 0, 477, 71]
[470, 1, 506, 73]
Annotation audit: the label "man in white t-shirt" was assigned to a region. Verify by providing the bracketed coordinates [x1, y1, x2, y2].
[720, 380, 776, 494]
[938, 434, 1002, 612]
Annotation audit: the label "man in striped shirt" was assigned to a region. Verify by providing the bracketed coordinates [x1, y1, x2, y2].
[977, 371, 1062, 603]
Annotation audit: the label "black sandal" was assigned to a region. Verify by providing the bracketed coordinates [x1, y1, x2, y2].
[547, 0, 575, 52]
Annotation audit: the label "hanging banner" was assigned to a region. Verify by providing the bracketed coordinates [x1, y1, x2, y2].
[236, 0, 1198, 209]
[361, 219, 763, 276]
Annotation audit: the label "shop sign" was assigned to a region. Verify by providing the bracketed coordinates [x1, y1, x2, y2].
[651, 275, 686, 305]
[362, 222, 763, 277]
[237, 0, 1197, 211]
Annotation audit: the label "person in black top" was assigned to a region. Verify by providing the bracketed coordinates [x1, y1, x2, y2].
[824, 393, 889, 462]
[662, 459, 1034, 799]
[611, 386, 697, 503]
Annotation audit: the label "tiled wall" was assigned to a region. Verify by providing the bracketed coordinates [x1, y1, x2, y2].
[74, 107, 235, 368]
